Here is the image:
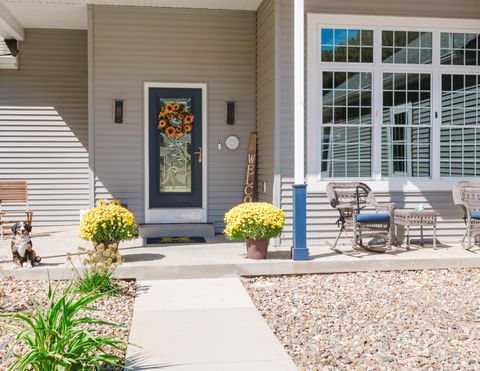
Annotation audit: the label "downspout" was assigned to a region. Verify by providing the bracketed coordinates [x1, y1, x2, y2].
[271, 0, 282, 246]
[273, 0, 282, 210]
[87, 4, 95, 208]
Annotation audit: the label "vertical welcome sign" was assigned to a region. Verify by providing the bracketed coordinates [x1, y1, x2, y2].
[243, 132, 257, 202]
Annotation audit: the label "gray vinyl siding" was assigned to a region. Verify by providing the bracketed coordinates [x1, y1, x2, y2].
[278, 0, 480, 245]
[0, 29, 89, 225]
[256, 0, 275, 202]
[91, 6, 256, 231]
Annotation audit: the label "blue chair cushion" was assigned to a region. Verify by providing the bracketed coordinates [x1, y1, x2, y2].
[471, 211, 480, 220]
[355, 213, 390, 223]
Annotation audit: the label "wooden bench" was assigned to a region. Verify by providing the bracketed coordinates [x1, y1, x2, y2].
[0, 181, 33, 239]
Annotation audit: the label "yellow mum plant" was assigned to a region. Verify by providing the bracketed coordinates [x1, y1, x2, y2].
[80, 199, 137, 243]
[224, 202, 285, 240]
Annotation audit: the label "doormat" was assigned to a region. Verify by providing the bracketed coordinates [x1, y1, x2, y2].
[146, 237, 206, 245]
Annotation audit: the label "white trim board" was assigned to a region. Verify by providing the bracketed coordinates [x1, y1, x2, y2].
[143, 82, 208, 223]
[307, 14, 480, 30]
[306, 13, 480, 193]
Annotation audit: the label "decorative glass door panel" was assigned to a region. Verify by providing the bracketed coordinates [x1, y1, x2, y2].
[158, 97, 192, 193]
[149, 88, 202, 208]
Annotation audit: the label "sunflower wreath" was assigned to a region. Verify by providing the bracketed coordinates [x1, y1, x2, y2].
[157, 102, 195, 139]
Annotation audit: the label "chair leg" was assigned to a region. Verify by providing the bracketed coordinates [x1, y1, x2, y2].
[461, 229, 467, 244]
[355, 228, 363, 251]
[466, 224, 472, 249]
[386, 224, 393, 251]
[331, 225, 344, 250]
[406, 226, 411, 250]
[353, 226, 358, 250]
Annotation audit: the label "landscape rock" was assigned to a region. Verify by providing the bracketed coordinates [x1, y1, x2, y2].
[244, 269, 480, 370]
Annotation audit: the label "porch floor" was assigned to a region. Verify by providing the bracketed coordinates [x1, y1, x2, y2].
[1, 226, 480, 280]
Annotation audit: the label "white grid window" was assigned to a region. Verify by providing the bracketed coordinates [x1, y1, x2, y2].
[381, 73, 431, 177]
[382, 31, 433, 64]
[321, 28, 374, 63]
[321, 72, 372, 177]
[441, 33, 480, 65]
[440, 74, 480, 176]
[309, 15, 480, 188]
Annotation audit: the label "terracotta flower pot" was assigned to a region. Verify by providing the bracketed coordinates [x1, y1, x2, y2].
[245, 238, 269, 259]
[95, 240, 120, 250]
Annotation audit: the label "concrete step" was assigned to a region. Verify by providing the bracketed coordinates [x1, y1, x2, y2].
[138, 223, 216, 239]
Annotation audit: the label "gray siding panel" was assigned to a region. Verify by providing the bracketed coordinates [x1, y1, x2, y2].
[0, 29, 89, 225]
[92, 6, 256, 230]
[256, 0, 275, 202]
[278, 0, 480, 245]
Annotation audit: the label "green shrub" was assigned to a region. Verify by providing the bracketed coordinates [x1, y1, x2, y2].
[0, 281, 127, 370]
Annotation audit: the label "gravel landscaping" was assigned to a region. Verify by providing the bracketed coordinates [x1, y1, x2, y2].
[244, 269, 480, 370]
[0, 278, 136, 369]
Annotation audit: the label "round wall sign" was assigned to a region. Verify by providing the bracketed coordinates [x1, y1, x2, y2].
[225, 135, 240, 150]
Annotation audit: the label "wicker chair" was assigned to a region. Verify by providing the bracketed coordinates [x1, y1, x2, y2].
[326, 182, 395, 251]
[452, 181, 480, 249]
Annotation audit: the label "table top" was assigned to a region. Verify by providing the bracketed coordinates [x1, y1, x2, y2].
[394, 209, 438, 216]
[394, 209, 438, 226]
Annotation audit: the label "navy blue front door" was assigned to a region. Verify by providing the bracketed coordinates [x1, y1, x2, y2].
[149, 87, 202, 208]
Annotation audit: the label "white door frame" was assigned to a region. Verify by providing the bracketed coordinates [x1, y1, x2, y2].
[143, 82, 208, 223]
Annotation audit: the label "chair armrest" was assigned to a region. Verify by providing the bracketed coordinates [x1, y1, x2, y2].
[375, 202, 395, 214]
[335, 204, 354, 212]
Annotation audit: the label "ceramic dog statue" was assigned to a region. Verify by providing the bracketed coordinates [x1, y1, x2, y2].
[11, 222, 41, 268]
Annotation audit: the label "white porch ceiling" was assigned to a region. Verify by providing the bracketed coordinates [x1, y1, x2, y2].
[1, 0, 262, 32]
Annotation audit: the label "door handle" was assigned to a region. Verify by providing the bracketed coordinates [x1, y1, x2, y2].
[194, 147, 202, 163]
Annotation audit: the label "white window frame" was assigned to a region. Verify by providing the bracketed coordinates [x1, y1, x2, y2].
[307, 14, 480, 192]
[387, 103, 413, 177]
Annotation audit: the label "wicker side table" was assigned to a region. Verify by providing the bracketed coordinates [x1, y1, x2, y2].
[394, 209, 438, 249]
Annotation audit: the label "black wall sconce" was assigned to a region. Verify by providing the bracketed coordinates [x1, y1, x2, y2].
[226, 101, 236, 125]
[114, 100, 124, 124]
[4, 39, 19, 57]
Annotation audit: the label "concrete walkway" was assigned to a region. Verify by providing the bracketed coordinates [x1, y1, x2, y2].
[2, 226, 480, 280]
[125, 278, 298, 371]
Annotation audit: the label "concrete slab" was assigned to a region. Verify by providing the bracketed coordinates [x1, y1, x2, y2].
[2, 225, 480, 280]
[125, 278, 298, 371]
[137, 360, 298, 371]
[134, 278, 253, 311]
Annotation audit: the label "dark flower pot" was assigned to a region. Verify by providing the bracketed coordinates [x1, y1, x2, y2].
[245, 238, 269, 259]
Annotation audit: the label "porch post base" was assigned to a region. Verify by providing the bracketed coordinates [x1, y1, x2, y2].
[291, 183, 309, 261]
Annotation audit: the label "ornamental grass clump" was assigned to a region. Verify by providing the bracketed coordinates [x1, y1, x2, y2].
[80, 199, 137, 245]
[0, 280, 127, 370]
[69, 244, 125, 295]
[224, 202, 285, 240]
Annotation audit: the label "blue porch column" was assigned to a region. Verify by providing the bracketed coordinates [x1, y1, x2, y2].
[292, 184, 309, 260]
[291, 0, 309, 261]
